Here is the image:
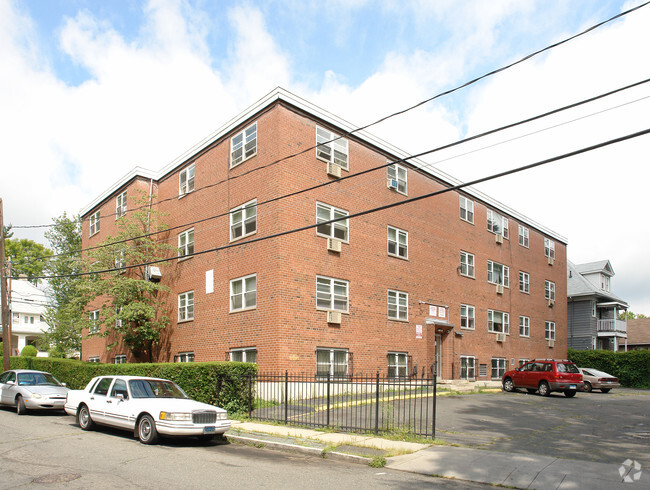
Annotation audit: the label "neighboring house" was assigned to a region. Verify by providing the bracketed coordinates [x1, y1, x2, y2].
[79, 87, 568, 380]
[567, 260, 628, 351]
[626, 318, 650, 350]
[0, 279, 50, 356]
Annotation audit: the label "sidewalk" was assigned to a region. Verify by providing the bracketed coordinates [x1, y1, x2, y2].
[227, 420, 647, 489]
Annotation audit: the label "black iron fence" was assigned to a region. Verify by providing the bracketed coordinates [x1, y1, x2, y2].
[237, 371, 438, 438]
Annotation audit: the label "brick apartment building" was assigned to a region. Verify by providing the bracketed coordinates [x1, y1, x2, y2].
[80, 88, 567, 380]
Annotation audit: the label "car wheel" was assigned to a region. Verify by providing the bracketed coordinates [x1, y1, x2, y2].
[16, 395, 27, 415]
[601, 388, 611, 393]
[538, 381, 550, 397]
[503, 378, 515, 392]
[78, 404, 95, 430]
[137, 414, 159, 445]
[526, 388, 536, 394]
[583, 381, 592, 393]
[565, 390, 576, 398]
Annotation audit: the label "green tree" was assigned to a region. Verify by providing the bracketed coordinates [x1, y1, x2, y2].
[3, 224, 13, 239]
[619, 311, 647, 320]
[82, 191, 174, 362]
[4, 238, 53, 284]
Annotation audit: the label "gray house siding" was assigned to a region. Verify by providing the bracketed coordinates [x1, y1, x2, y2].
[568, 300, 596, 350]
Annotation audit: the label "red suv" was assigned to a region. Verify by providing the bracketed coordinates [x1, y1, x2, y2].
[502, 359, 583, 397]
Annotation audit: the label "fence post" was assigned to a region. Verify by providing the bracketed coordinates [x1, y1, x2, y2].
[374, 371, 380, 435]
[432, 364, 437, 439]
[248, 374, 253, 419]
[326, 372, 331, 429]
[284, 370, 289, 425]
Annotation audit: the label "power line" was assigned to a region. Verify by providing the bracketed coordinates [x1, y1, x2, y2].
[11, 0, 649, 230]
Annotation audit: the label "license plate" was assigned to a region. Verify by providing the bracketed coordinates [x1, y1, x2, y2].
[203, 426, 215, 434]
[570, 385, 576, 389]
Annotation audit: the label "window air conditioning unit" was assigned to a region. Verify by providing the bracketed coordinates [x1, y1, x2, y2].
[148, 266, 162, 282]
[496, 332, 506, 342]
[496, 284, 504, 295]
[548, 256, 555, 266]
[387, 179, 398, 190]
[547, 339, 555, 348]
[547, 299, 555, 308]
[495, 234, 503, 244]
[327, 311, 342, 324]
[327, 238, 342, 253]
[327, 162, 341, 178]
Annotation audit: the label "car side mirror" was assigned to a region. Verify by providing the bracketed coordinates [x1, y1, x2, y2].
[62, 382, 67, 387]
[117, 393, 126, 401]
[7, 380, 15, 385]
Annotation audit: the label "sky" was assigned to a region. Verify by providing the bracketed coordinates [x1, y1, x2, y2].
[1, 0, 649, 314]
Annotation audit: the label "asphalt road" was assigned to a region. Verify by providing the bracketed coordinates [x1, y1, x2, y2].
[0, 407, 488, 489]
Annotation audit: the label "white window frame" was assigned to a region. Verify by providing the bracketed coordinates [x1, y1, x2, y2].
[488, 310, 509, 334]
[545, 280, 556, 301]
[459, 196, 474, 224]
[89, 310, 100, 334]
[460, 304, 475, 330]
[387, 163, 407, 195]
[230, 347, 257, 363]
[519, 316, 530, 337]
[460, 251, 475, 278]
[519, 271, 529, 294]
[316, 202, 348, 242]
[488, 260, 509, 287]
[487, 209, 509, 238]
[519, 358, 529, 367]
[545, 321, 556, 341]
[316, 276, 349, 312]
[387, 290, 408, 321]
[491, 358, 506, 379]
[90, 211, 100, 237]
[179, 163, 195, 196]
[230, 274, 257, 312]
[116, 191, 127, 219]
[316, 348, 348, 378]
[388, 352, 408, 379]
[544, 238, 555, 259]
[460, 356, 476, 380]
[177, 352, 195, 362]
[601, 274, 610, 292]
[316, 126, 348, 170]
[230, 199, 257, 242]
[230, 122, 257, 168]
[518, 225, 529, 248]
[88, 356, 100, 363]
[115, 250, 126, 270]
[178, 228, 195, 258]
[114, 355, 127, 364]
[387, 226, 408, 259]
[178, 291, 194, 322]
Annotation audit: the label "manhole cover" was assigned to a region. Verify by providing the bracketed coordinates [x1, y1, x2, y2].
[627, 431, 650, 439]
[32, 473, 82, 484]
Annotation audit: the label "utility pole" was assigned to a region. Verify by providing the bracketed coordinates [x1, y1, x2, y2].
[1, 197, 12, 370]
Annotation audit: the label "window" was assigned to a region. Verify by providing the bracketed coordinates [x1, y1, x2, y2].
[460, 251, 475, 278]
[230, 348, 257, 363]
[114, 355, 126, 364]
[388, 352, 408, 379]
[519, 359, 529, 367]
[89, 310, 100, 334]
[544, 238, 555, 259]
[460, 304, 475, 330]
[316, 203, 348, 241]
[387, 290, 408, 321]
[316, 127, 348, 170]
[115, 307, 123, 328]
[545, 280, 555, 301]
[90, 211, 100, 236]
[518, 225, 529, 248]
[231, 122, 257, 167]
[179, 163, 195, 195]
[491, 358, 506, 379]
[115, 250, 126, 270]
[316, 276, 348, 312]
[592, 302, 597, 317]
[178, 228, 195, 257]
[459, 196, 474, 224]
[488, 261, 509, 287]
[545, 321, 556, 340]
[519, 271, 529, 293]
[316, 348, 348, 378]
[231, 200, 257, 241]
[460, 356, 475, 380]
[230, 274, 257, 311]
[177, 352, 195, 363]
[178, 291, 194, 321]
[488, 310, 509, 334]
[24, 316, 35, 324]
[601, 275, 610, 291]
[387, 226, 408, 259]
[487, 210, 508, 238]
[116, 191, 127, 218]
[88, 357, 100, 363]
[519, 316, 530, 337]
[93, 377, 113, 395]
[110, 379, 129, 399]
[387, 163, 407, 194]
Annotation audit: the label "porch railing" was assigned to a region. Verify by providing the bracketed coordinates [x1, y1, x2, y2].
[597, 319, 627, 334]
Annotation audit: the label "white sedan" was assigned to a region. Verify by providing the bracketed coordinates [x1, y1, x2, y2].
[65, 375, 230, 444]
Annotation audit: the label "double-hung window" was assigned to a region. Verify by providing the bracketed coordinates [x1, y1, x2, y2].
[460, 251, 475, 277]
[179, 163, 195, 195]
[230, 274, 257, 311]
[487, 210, 508, 238]
[316, 127, 348, 170]
[545, 280, 555, 301]
[461, 356, 475, 380]
[519, 271, 529, 293]
[114, 355, 127, 364]
[387, 226, 408, 259]
[460, 304, 475, 330]
[316, 203, 348, 241]
[488, 261, 509, 287]
[116, 191, 127, 218]
[544, 238, 555, 259]
[231, 123, 257, 168]
[177, 352, 195, 362]
[387, 290, 408, 321]
[491, 358, 506, 379]
[316, 276, 348, 312]
[88, 357, 100, 363]
[89, 310, 100, 334]
[178, 228, 194, 257]
[230, 348, 257, 363]
[316, 348, 348, 378]
[90, 211, 100, 236]
[387, 163, 407, 194]
[388, 352, 408, 379]
[459, 196, 474, 224]
[519, 316, 530, 337]
[231, 200, 257, 241]
[545, 321, 556, 340]
[115, 250, 126, 270]
[178, 291, 194, 322]
[518, 225, 529, 248]
[488, 310, 509, 334]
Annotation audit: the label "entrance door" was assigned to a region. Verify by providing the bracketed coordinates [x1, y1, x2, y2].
[435, 334, 442, 377]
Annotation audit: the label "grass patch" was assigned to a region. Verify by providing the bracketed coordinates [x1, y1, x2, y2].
[369, 456, 387, 468]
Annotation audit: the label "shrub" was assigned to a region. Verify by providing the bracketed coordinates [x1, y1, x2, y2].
[21, 345, 38, 357]
[568, 349, 650, 388]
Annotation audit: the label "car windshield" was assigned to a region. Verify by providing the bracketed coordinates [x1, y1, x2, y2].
[587, 369, 612, 377]
[556, 363, 579, 373]
[17, 372, 62, 386]
[129, 379, 188, 399]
